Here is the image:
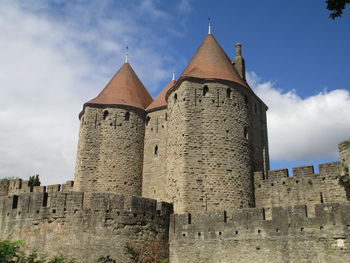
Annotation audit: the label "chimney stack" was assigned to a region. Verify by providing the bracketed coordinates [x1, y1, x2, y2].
[233, 43, 246, 80]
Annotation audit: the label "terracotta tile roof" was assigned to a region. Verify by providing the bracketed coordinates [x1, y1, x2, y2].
[87, 63, 153, 110]
[181, 34, 248, 88]
[147, 80, 176, 111]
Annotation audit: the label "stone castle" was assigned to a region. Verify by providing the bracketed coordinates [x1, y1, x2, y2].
[1, 31, 350, 263]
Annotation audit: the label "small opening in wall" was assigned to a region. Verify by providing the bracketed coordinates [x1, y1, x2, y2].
[258, 184, 261, 188]
[146, 116, 150, 125]
[271, 183, 274, 186]
[320, 226, 324, 230]
[226, 88, 232, 98]
[188, 214, 192, 224]
[300, 227, 304, 231]
[276, 229, 279, 232]
[198, 232, 201, 236]
[244, 95, 248, 105]
[124, 112, 130, 121]
[165, 113, 167, 121]
[254, 103, 258, 114]
[203, 85, 209, 96]
[283, 182, 286, 185]
[12, 195, 18, 209]
[235, 231, 238, 234]
[103, 110, 109, 120]
[52, 209, 56, 213]
[320, 192, 324, 203]
[36, 210, 39, 214]
[183, 233, 186, 237]
[258, 229, 261, 233]
[154, 145, 158, 156]
[218, 232, 222, 235]
[244, 127, 248, 140]
[174, 93, 178, 103]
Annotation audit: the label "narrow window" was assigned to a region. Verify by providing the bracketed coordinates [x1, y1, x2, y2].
[320, 192, 324, 203]
[165, 113, 167, 121]
[244, 95, 248, 105]
[226, 88, 232, 98]
[146, 116, 150, 125]
[12, 195, 18, 209]
[174, 93, 177, 103]
[124, 112, 130, 121]
[203, 85, 209, 96]
[188, 213, 192, 224]
[154, 145, 158, 156]
[254, 103, 258, 114]
[244, 127, 248, 140]
[42, 193, 48, 207]
[103, 110, 109, 120]
[305, 205, 308, 218]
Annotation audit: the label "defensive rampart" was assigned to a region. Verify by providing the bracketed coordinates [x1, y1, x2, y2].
[0, 189, 172, 263]
[170, 203, 350, 263]
[254, 162, 349, 214]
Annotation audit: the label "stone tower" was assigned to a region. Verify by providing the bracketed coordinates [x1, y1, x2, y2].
[74, 62, 152, 198]
[142, 78, 176, 201]
[165, 33, 269, 213]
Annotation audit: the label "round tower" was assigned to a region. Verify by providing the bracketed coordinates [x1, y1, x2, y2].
[74, 62, 152, 198]
[166, 33, 269, 213]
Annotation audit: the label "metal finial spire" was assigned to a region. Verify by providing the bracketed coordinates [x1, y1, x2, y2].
[172, 71, 175, 81]
[125, 46, 129, 63]
[208, 17, 211, 34]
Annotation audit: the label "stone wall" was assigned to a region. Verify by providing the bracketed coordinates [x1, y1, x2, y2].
[0, 191, 172, 263]
[166, 77, 267, 214]
[248, 93, 269, 175]
[339, 140, 350, 169]
[254, 162, 349, 217]
[0, 178, 74, 197]
[142, 108, 168, 202]
[170, 203, 350, 263]
[74, 105, 146, 198]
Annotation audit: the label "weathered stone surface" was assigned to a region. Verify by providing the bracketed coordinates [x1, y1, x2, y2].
[74, 105, 146, 199]
[170, 203, 350, 263]
[0, 191, 172, 263]
[165, 78, 268, 214]
[142, 108, 168, 202]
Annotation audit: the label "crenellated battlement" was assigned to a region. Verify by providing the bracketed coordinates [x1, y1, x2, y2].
[254, 162, 340, 182]
[0, 191, 172, 228]
[0, 178, 74, 197]
[253, 162, 349, 210]
[170, 202, 350, 239]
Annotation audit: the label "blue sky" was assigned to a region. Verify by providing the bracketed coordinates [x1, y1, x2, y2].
[0, 0, 349, 184]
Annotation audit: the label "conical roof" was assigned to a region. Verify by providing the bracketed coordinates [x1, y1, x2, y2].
[181, 34, 248, 88]
[87, 63, 153, 109]
[147, 80, 176, 111]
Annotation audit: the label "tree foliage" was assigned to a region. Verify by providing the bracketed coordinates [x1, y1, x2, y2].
[28, 175, 41, 187]
[97, 236, 168, 263]
[0, 240, 75, 263]
[326, 0, 350, 19]
[123, 236, 168, 263]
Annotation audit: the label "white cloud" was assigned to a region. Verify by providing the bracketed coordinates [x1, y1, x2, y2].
[247, 72, 350, 162]
[0, 0, 190, 185]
